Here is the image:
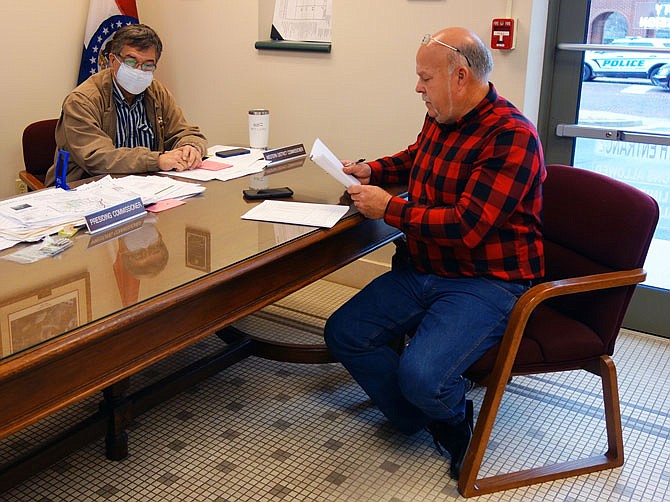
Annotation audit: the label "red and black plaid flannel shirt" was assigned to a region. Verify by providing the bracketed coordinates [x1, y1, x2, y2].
[369, 85, 545, 280]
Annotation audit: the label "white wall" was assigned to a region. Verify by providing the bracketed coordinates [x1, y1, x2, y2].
[2, 1, 89, 196]
[0, 0, 548, 198]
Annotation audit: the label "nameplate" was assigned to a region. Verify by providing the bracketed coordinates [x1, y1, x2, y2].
[263, 144, 307, 166]
[85, 197, 146, 234]
[87, 216, 146, 248]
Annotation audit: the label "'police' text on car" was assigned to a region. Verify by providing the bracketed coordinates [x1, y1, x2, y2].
[583, 37, 670, 82]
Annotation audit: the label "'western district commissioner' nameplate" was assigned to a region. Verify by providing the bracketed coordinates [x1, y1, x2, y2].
[85, 197, 146, 234]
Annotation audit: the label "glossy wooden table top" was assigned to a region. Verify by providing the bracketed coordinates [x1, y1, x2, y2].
[0, 158, 361, 361]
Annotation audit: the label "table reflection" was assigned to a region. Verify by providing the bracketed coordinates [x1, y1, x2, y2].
[0, 159, 355, 358]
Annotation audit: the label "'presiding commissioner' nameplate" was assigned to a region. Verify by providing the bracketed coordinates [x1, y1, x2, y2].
[85, 197, 146, 234]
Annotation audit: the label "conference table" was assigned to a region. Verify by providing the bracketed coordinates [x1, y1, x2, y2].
[0, 158, 404, 490]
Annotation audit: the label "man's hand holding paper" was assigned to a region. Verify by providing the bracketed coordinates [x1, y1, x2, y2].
[342, 159, 393, 219]
[342, 161, 371, 185]
[309, 138, 392, 219]
[309, 138, 361, 189]
[347, 184, 392, 220]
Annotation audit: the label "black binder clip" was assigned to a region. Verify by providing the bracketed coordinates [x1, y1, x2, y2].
[55, 149, 71, 190]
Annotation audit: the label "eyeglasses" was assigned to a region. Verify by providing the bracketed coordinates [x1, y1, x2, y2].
[421, 34, 472, 68]
[115, 54, 157, 72]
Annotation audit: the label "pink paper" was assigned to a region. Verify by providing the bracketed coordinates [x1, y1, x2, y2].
[146, 199, 186, 213]
[199, 159, 233, 171]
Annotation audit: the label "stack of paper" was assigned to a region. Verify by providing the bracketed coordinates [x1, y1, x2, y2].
[309, 138, 361, 188]
[0, 175, 205, 251]
[95, 175, 206, 205]
[162, 145, 268, 182]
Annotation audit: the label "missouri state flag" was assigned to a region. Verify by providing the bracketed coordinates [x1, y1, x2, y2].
[77, 0, 139, 85]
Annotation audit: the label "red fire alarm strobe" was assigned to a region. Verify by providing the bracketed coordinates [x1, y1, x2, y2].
[491, 18, 517, 50]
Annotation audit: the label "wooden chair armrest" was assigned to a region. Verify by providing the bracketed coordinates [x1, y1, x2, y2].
[520, 268, 646, 307]
[18, 171, 46, 191]
[485, 268, 645, 390]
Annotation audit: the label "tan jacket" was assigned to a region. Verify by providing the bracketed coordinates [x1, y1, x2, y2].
[45, 69, 207, 186]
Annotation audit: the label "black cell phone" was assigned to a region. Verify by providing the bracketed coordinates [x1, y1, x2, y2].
[215, 148, 251, 158]
[243, 187, 294, 200]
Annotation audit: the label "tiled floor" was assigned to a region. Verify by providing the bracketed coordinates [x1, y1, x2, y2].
[0, 280, 668, 501]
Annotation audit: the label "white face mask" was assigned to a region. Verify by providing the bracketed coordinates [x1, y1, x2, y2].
[114, 55, 154, 95]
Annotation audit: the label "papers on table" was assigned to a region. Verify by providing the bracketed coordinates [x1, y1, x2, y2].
[97, 175, 205, 205]
[162, 146, 268, 182]
[309, 138, 361, 188]
[0, 175, 205, 251]
[0, 235, 20, 251]
[0, 185, 122, 247]
[146, 199, 185, 213]
[241, 200, 349, 228]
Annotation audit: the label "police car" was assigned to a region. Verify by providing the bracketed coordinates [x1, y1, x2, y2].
[582, 37, 670, 82]
[651, 63, 670, 90]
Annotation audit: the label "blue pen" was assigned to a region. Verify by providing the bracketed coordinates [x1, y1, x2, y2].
[55, 149, 71, 190]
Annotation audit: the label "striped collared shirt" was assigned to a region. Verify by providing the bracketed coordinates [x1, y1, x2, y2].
[111, 79, 155, 150]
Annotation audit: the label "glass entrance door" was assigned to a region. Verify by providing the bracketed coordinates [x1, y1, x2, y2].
[540, 0, 670, 336]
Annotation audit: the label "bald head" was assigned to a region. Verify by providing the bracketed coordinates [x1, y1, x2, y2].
[415, 27, 493, 124]
[423, 27, 493, 82]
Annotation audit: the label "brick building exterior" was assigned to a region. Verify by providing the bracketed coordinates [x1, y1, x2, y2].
[589, 0, 670, 42]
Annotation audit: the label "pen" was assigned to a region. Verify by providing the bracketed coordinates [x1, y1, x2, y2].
[344, 158, 366, 167]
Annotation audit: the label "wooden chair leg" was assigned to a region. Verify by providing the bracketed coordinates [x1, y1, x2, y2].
[458, 369, 510, 497]
[597, 355, 625, 465]
[458, 356, 625, 497]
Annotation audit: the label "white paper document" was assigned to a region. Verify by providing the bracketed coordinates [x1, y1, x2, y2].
[0, 184, 132, 242]
[0, 175, 205, 247]
[309, 138, 361, 188]
[241, 200, 349, 228]
[272, 0, 332, 42]
[85, 175, 205, 205]
[163, 145, 267, 182]
[0, 234, 25, 251]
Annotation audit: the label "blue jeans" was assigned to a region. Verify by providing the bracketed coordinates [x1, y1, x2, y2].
[324, 266, 528, 435]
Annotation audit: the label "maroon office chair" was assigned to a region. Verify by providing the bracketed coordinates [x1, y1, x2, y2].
[19, 118, 58, 191]
[458, 164, 659, 497]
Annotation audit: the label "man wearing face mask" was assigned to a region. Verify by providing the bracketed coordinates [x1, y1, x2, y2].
[45, 24, 207, 186]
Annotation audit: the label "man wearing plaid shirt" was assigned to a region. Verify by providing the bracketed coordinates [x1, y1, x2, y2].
[325, 27, 545, 480]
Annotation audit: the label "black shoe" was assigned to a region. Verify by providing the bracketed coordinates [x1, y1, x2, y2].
[427, 399, 474, 480]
